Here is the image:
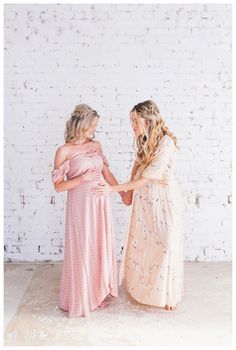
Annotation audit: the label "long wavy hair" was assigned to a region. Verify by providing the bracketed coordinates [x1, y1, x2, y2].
[131, 100, 178, 173]
[64, 104, 100, 143]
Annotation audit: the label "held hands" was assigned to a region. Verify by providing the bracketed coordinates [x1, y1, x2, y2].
[122, 190, 133, 206]
[119, 191, 126, 201]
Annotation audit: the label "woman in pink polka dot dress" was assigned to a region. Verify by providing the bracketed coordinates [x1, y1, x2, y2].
[51, 104, 123, 318]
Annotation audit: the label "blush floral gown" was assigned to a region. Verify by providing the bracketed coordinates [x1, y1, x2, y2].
[119, 135, 184, 308]
[51, 142, 118, 317]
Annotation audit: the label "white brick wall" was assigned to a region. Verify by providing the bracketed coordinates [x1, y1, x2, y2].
[4, 4, 232, 262]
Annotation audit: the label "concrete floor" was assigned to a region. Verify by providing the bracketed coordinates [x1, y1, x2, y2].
[4, 262, 232, 346]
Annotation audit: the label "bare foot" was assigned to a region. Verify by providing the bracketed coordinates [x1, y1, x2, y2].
[98, 296, 110, 309]
[165, 304, 177, 311]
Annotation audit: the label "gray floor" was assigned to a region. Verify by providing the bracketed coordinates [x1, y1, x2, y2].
[4, 262, 232, 346]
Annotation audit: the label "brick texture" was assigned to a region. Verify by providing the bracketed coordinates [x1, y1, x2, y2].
[4, 4, 232, 262]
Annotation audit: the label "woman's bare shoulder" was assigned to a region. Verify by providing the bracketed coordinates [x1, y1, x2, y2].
[92, 139, 103, 151]
[92, 138, 101, 145]
[62, 142, 73, 148]
[54, 144, 71, 158]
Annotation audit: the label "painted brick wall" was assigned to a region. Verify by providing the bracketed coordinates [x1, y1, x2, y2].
[4, 4, 232, 262]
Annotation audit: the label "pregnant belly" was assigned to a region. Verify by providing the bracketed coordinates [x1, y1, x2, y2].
[68, 176, 105, 195]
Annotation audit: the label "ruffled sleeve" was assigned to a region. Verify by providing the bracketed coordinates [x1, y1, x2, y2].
[51, 159, 70, 184]
[141, 135, 175, 180]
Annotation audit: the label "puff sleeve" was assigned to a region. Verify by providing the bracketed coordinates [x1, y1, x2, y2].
[51, 159, 70, 184]
[141, 136, 174, 180]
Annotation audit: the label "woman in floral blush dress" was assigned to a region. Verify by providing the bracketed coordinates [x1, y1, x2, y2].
[51, 104, 124, 318]
[93, 100, 184, 311]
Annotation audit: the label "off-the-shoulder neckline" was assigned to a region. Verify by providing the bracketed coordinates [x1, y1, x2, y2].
[67, 148, 102, 161]
[52, 147, 102, 173]
[65, 140, 94, 149]
[62, 139, 100, 160]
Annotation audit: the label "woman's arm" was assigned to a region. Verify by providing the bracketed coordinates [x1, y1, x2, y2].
[92, 175, 151, 196]
[54, 175, 85, 193]
[94, 139, 125, 198]
[111, 176, 150, 192]
[92, 155, 168, 196]
[110, 173, 168, 193]
[102, 157, 139, 195]
[122, 160, 139, 205]
[102, 165, 125, 198]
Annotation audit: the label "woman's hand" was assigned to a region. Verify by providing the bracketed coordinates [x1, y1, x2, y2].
[81, 169, 101, 182]
[122, 190, 133, 206]
[92, 181, 112, 196]
[118, 191, 125, 201]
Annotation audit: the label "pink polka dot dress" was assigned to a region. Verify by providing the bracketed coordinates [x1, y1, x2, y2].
[51, 142, 118, 317]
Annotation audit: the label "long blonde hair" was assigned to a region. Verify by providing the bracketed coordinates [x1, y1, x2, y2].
[131, 100, 178, 173]
[64, 104, 100, 143]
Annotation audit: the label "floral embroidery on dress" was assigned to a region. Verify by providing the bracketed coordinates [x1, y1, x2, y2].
[120, 134, 184, 308]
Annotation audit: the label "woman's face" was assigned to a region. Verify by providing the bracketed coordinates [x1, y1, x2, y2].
[130, 111, 147, 137]
[87, 117, 99, 138]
